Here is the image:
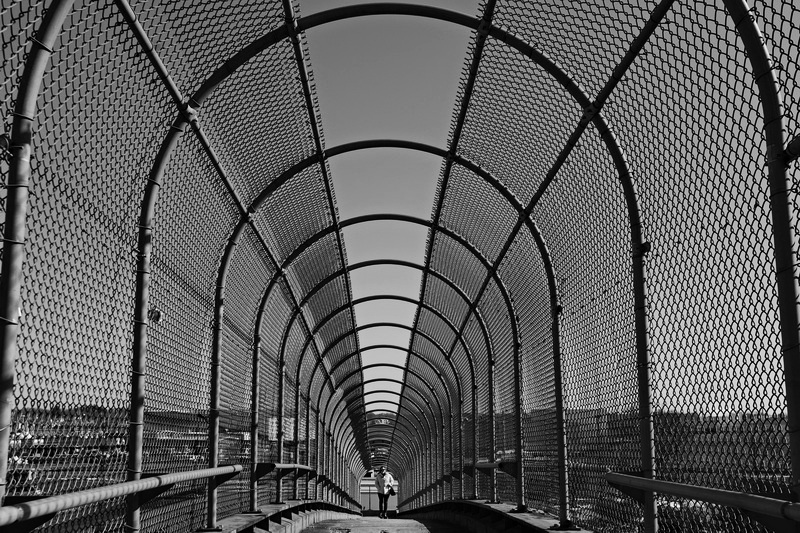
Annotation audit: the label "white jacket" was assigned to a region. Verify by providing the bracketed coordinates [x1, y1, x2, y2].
[374, 471, 395, 494]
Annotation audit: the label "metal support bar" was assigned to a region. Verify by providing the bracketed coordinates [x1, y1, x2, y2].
[250, 334, 261, 512]
[0, 0, 76, 507]
[607, 472, 800, 527]
[0, 466, 242, 528]
[137, 482, 175, 506]
[723, 0, 800, 506]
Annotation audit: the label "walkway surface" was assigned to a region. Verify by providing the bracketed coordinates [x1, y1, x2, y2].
[301, 517, 461, 533]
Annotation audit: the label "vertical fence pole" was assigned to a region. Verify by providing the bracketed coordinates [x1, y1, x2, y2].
[513, 335, 525, 511]
[275, 362, 286, 503]
[305, 403, 312, 500]
[207, 226, 244, 528]
[459, 399, 464, 500]
[0, 0, 76, 507]
[208, 294, 224, 527]
[316, 419, 322, 501]
[126, 120, 187, 532]
[551, 303, 572, 527]
[721, 0, 800, 504]
[472, 385, 478, 499]
[293, 387, 301, 499]
[327, 430, 333, 502]
[488, 358, 497, 503]
[249, 334, 261, 512]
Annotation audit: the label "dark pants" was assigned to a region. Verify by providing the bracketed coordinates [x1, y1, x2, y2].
[378, 492, 389, 515]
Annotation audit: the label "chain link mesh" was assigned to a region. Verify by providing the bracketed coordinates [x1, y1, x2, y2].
[2, 0, 800, 530]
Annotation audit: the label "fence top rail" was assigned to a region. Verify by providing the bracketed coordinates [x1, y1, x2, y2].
[606, 472, 800, 522]
[0, 465, 243, 527]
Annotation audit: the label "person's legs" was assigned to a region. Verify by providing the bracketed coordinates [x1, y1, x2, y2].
[378, 493, 387, 517]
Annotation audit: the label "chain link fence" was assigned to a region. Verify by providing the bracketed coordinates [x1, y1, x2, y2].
[2, 0, 800, 531]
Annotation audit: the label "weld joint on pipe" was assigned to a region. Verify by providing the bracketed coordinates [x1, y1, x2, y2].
[29, 37, 54, 53]
[10, 111, 33, 122]
[477, 19, 490, 38]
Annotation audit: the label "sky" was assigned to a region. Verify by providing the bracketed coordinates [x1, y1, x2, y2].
[298, 0, 481, 412]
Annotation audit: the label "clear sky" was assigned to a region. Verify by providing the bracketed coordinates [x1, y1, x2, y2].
[299, 0, 481, 411]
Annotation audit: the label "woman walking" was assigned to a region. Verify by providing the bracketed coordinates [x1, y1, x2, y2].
[374, 466, 395, 519]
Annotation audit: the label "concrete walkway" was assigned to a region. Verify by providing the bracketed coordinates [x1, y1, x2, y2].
[300, 516, 461, 533]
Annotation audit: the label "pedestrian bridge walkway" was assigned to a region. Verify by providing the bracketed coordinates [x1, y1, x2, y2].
[1, 0, 800, 532]
[301, 517, 462, 533]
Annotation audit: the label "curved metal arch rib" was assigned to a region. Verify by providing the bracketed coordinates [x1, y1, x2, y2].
[327, 351, 453, 465]
[179, 4, 621, 510]
[312, 332, 450, 470]
[221, 140, 562, 500]
[253, 215, 514, 447]
[288, 261, 476, 415]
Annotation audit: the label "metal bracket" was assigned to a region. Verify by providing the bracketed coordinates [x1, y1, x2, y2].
[215, 468, 240, 486]
[497, 461, 518, 478]
[253, 462, 277, 480]
[138, 482, 176, 506]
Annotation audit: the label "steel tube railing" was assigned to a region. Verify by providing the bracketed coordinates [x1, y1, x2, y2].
[0, 465, 243, 528]
[607, 472, 800, 523]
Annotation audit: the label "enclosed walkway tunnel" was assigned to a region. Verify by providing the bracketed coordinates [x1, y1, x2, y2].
[1, 0, 800, 531]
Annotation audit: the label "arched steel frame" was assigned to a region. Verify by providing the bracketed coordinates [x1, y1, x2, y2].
[315, 336, 455, 467]
[306, 292, 478, 464]
[281, 258, 481, 472]
[180, 1, 668, 518]
[312, 317, 458, 483]
[313, 346, 444, 473]
[251, 213, 518, 493]
[1, 5, 794, 533]
[289, 258, 478, 410]
[319, 339, 458, 495]
[279, 218, 502, 494]
[201, 136, 570, 509]
[343, 326, 462, 489]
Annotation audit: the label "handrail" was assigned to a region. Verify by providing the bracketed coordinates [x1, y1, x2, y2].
[0, 465, 242, 527]
[606, 472, 800, 522]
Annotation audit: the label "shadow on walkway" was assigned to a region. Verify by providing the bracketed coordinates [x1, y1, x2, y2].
[301, 516, 462, 533]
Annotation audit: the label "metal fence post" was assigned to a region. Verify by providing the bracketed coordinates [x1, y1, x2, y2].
[249, 334, 261, 511]
[513, 331, 525, 511]
[126, 119, 187, 532]
[720, 0, 800, 504]
[488, 357, 497, 503]
[552, 304, 571, 527]
[459, 399, 465, 500]
[275, 362, 286, 503]
[293, 386, 301, 500]
[208, 292, 224, 527]
[305, 402, 312, 500]
[0, 0, 76, 507]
